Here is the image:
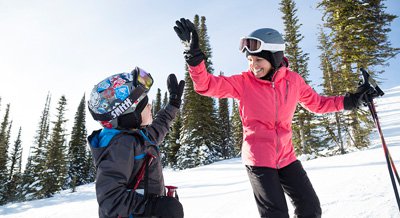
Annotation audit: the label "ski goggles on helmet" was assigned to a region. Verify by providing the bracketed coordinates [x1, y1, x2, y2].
[88, 67, 153, 123]
[239, 37, 285, 53]
[135, 67, 154, 91]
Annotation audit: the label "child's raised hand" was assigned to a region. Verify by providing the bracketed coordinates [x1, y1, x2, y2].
[167, 74, 185, 108]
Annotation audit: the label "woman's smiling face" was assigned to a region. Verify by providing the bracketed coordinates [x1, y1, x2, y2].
[247, 55, 272, 79]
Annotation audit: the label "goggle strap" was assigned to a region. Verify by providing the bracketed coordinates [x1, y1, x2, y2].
[90, 85, 147, 122]
[261, 43, 285, 52]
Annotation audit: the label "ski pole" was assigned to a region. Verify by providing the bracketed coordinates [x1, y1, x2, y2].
[360, 68, 400, 186]
[388, 153, 400, 186]
[366, 100, 400, 211]
[360, 68, 400, 211]
[367, 101, 400, 186]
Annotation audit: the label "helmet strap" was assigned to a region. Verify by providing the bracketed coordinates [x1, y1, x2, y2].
[117, 95, 148, 130]
[117, 112, 142, 130]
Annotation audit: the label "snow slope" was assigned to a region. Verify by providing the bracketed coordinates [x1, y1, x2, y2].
[1, 86, 400, 218]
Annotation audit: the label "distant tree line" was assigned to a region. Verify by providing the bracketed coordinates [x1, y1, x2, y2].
[0, 93, 95, 205]
[0, 0, 398, 205]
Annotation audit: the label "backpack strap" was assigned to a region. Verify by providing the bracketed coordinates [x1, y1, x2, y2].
[118, 129, 158, 217]
[130, 152, 156, 191]
[121, 129, 157, 191]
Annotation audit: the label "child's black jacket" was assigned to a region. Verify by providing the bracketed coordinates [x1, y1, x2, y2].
[88, 104, 178, 218]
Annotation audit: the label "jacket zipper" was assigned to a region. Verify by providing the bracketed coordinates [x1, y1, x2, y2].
[272, 82, 280, 169]
[285, 80, 289, 104]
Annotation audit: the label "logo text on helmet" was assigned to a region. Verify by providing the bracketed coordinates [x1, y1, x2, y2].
[111, 97, 133, 119]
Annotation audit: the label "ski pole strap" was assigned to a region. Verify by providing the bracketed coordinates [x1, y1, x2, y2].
[143, 153, 152, 200]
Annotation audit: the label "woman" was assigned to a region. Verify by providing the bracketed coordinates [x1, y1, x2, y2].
[173, 18, 371, 218]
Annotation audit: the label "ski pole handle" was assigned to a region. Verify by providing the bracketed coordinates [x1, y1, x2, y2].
[165, 185, 178, 198]
[360, 68, 384, 97]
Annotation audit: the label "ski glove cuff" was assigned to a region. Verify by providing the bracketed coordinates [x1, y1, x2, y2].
[343, 93, 358, 110]
[343, 83, 374, 110]
[184, 48, 206, 66]
[144, 196, 184, 218]
[167, 74, 185, 108]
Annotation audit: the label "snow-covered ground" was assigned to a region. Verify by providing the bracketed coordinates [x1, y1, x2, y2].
[1, 86, 400, 218]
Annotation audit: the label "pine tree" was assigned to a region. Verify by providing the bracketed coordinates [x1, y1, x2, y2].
[152, 89, 169, 167]
[230, 99, 242, 155]
[22, 93, 51, 200]
[0, 104, 11, 205]
[198, 16, 221, 161]
[162, 91, 168, 108]
[280, 0, 323, 154]
[317, 28, 347, 154]
[177, 15, 220, 169]
[67, 95, 88, 192]
[83, 148, 96, 184]
[41, 95, 68, 197]
[166, 109, 182, 169]
[6, 121, 13, 155]
[4, 127, 23, 203]
[8, 127, 22, 180]
[318, 0, 398, 149]
[21, 155, 35, 201]
[153, 88, 162, 115]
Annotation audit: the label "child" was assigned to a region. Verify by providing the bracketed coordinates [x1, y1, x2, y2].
[173, 18, 372, 218]
[87, 67, 185, 218]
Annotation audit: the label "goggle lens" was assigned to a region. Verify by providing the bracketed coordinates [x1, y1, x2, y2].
[136, 67, 153, 90]
[240, 38, 262, 52]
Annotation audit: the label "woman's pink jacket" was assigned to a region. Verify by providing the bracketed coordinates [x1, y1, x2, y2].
[188, 60, 344, 168]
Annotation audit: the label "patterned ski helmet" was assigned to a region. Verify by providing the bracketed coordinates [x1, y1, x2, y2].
[88, 67, 153, 128]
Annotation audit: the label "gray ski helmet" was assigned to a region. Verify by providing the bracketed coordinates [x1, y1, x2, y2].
[240, 28, 285, 69]
[240, 28, 285, 53]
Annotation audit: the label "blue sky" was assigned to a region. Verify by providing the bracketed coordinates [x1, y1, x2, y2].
[0, 0, 399, 163]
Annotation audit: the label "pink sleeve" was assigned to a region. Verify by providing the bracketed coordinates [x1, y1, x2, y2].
[298, 77, 344, 114]
[188, 61, 243, 99]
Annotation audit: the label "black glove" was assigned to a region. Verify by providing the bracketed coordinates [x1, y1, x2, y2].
[173, 18, 206, 66]
[343, 83, 374, 110]
[167, 74, 185, 108]
[144, 196, 184, 218]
